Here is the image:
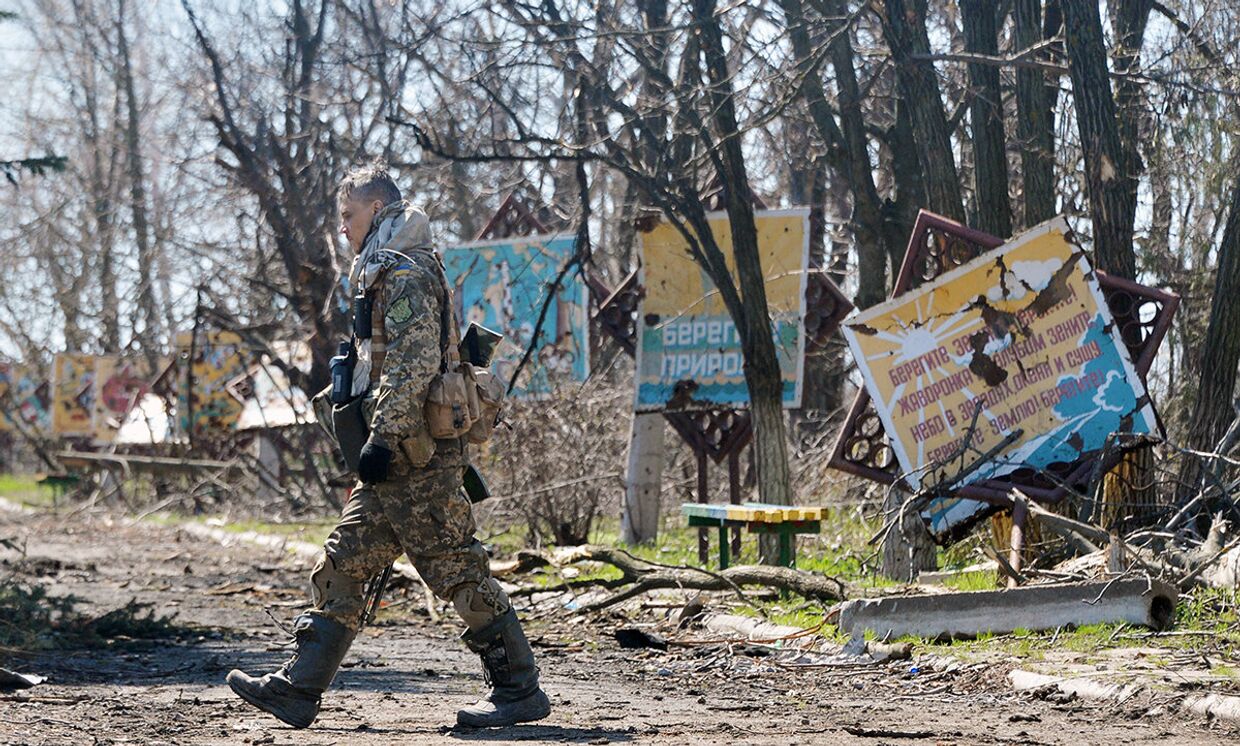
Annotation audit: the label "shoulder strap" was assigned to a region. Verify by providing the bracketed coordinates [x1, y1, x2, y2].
[431, 254, 463, 369]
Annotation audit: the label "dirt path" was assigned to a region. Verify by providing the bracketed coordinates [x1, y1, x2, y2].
[1, 508, 1237, 745]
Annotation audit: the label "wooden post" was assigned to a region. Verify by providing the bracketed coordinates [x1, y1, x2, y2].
[697, 449, 709, 564]
[727, 449, 742, 557]
[1008, 495, 1028, 589]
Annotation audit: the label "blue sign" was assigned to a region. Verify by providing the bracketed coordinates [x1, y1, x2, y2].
[441, 235, 588, 398]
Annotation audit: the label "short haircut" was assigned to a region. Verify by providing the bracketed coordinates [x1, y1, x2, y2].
[338, 163, 401, 207]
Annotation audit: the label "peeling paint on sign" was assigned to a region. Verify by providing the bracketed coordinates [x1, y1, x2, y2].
[52, 353, 97, 437]
[441, 234, 588, 399]
[635, 209, 810, 412]
[175, 330, 250, 437]
[841, 218, 1159, 530]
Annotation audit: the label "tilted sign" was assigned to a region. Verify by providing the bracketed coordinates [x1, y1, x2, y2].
[635, 209, 809, 412]
[841, 217, 1159, 499]
[52, 353, 97, 437]
[441, 235, 588, 398]
[175, 330, 251, 437]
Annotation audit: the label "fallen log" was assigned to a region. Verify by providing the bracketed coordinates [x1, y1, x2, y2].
[513, 544, 846, 612]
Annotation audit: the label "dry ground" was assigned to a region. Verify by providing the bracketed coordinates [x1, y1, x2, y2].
[1, 507, 1238, 745]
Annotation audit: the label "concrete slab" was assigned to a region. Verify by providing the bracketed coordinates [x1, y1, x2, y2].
[838, 578, 1177, 640]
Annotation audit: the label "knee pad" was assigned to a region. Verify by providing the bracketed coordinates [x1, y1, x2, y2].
[451, 577, 512, 631]
[310, 553, 366, 610]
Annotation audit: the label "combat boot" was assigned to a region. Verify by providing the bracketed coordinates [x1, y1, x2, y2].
[226, 613, 356, 729]
[457, 609, 552, 727]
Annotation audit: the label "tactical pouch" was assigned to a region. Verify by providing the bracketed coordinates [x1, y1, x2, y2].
[467, 367, 505, 445]
[424, 259, 505, 444]
[426, 366, 479, 439]
[331, 396, 369, 472]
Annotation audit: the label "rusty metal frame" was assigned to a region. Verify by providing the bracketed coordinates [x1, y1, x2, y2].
[474, 193, 556, 240]
[804, 269, 854, 352]
[828, 211, 1179, 510]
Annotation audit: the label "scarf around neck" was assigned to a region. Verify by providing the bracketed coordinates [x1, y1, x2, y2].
[347, 200, 434, 397]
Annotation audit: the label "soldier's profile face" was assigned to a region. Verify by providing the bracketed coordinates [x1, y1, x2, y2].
[339, 196, 381, 254]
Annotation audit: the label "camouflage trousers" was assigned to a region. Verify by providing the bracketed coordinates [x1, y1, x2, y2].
[306, 440, 508, 632]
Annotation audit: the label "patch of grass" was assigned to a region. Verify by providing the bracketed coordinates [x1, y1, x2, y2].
[1178, 586, 1240, 632]
[731, 601, 834, 634]
[582, 506, 901, 590]
[0, 473, 57, 508]
[939, 570, 999, 592]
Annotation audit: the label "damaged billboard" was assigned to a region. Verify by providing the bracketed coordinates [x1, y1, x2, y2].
[441, 234, 589, 399]
[841, 217, 1159, 519]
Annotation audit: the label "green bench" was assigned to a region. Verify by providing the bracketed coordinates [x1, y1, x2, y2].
[681, 502, 823, 570]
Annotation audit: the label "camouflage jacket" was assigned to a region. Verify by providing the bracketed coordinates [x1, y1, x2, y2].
[311, 202, 451, 468]
[365, 246, 448, 465]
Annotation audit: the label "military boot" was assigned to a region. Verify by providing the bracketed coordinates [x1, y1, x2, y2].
[226, 613, 356, 729]
[457, 609, 551, 727]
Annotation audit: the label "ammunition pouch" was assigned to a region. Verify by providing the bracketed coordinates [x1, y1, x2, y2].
[330, 396, 369, 472]
[425, 363, 504, 444]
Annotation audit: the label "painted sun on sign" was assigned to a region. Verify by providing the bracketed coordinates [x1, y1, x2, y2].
[842, 217, 1159, 494]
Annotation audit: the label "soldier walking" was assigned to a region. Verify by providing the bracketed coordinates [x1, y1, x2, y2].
[226, 165, 551, 729]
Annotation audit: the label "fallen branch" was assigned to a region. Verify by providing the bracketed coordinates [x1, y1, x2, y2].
[1019, 492, 1105, 554]
[517, 545, 846, 613]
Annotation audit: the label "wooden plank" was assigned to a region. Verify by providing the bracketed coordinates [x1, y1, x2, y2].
[56, 450, 235, 472]
[746, 520, 821, 535]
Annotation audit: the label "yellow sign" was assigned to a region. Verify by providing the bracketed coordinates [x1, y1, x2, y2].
[175, 330, 250, 437]
[52, 353, 97, 437]
[842, 218, 1158, 497]
[636, 209, 808, 410]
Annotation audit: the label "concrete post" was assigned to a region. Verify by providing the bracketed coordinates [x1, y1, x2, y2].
[620, 412, 664, 545]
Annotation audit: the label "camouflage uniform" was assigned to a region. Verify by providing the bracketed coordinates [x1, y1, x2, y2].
[230, 201, 547, 730]
[309, 204, 510, 632]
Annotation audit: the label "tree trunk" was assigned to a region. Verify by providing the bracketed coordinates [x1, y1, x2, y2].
[620, 412, 665, 545]
[1111, 0, 1153, 185]
[1014, 0, 1057, 226]
[117, 0, 161, 363]
[881, 490, 937, 581]
[1063, 0, 1150, 521]
[877, 0, 953, 577]
[1178, 170, 1240, 500]
[881, 0, 965, 222]
[961, 0, 1012, 238]
[1061, 0, 1137, 280]
[618, 0, 671, 546]
[780, 0, 892, 309]
[885, 98, 927, 281]
[694, 0, 794, 524]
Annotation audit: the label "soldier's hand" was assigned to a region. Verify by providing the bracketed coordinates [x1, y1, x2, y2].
[358, 439, 393, 484]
